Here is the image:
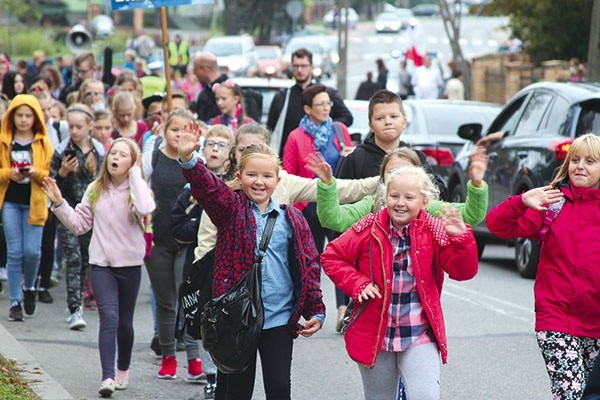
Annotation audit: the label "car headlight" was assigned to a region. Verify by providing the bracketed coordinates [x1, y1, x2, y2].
[313, 67, 322, 77]
[331, 54, 339, 64]
[376, 22, 384, 30]
[265, 65, 276, 75]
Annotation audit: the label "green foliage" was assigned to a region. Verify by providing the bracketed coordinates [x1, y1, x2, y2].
[0, 354, 39, 400]
[489, 0, 593, 62]
[0, 27, 68, 59]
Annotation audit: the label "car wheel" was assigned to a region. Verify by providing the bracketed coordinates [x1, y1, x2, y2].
[449, 184, 466, 203]
[515, 237, 539, 279]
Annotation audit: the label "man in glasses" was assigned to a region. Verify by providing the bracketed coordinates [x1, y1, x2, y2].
[267, 48, 353, 158]
[59, 52, 98, 104]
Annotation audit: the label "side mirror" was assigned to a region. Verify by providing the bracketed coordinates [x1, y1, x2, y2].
[457, 123, 483, 142]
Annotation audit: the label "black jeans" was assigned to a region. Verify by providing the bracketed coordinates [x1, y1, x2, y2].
[38, 212, 57, 290]
[215, 326, 293, 400]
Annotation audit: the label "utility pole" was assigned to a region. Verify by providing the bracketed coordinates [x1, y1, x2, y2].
[587, 0, 600, 82]
[336, 0, 349, 98]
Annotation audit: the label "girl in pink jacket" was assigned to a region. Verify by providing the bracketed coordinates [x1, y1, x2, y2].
[42, 137, 155, 398]
[486, 133, 600, 400]
[321, 165, 478, 400]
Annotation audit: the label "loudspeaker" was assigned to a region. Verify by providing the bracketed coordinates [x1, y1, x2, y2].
[66, 24, 93, 54]
[88, 15, 114, 40]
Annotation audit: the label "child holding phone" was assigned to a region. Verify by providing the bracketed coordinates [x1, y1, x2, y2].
[0, 94, 53, 321]
[51, 103, 105, 330]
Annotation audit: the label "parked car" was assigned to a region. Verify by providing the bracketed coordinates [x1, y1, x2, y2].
[255, 45, 284, 78]
[395, 8, 417, 30]
[401, 99, 501, 179]
[343, 99, 370, 145]
[202, 34, 258, 77]
[375, 12, 402, 34]
[283, 35, 334, 80]
[232, 77, 294, 124]
[446, 81, 600, 278]
[411, 3, 440, 16]
[323, 8, 359, 30]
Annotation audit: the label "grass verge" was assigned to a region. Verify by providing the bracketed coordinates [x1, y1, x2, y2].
[0, 354, 39, 400]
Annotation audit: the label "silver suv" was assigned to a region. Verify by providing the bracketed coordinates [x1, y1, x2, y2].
[203, 34, 258, 77]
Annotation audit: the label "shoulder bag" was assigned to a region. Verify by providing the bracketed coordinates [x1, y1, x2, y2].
[200, 210, 278, 374]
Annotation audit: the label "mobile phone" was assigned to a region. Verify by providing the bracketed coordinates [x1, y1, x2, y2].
[64, 149, 77, 159]
[18, 167, 30, 173]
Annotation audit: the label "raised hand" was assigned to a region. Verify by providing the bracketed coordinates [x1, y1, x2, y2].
[41, 177, 64, 205]
[178, 129, 200, 163]
[521, 185, 563, 211]
[304, 152, 333, 185]
[468, 145, 488, 188]
[440, 207, 467, 236]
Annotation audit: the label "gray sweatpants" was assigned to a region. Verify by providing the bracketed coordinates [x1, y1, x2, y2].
[358, 343, 440, 400]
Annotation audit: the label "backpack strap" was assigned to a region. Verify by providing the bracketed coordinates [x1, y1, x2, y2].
[332, 121, 345, 153]
[151, 135, 164, 170]
[539, 196, 565, 241]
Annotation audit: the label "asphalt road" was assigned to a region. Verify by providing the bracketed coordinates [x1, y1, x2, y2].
[0, 243, 551, 399]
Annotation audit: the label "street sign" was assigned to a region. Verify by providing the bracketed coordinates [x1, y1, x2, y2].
[285, 0, 303, 20]
[111, 0, 192, 10]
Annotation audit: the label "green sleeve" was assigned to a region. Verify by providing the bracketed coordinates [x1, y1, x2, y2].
[316, 178, 375, 232]
[426, 180, 489, 226]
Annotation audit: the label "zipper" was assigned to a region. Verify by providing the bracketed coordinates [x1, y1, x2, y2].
[368, 221, 387, 368]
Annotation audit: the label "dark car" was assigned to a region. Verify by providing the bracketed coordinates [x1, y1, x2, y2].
[447, 82, 600, 278]
[411, 3, 440, 16]
[401, 99, 501, 180]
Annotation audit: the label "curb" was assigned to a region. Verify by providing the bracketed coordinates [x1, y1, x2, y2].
[0, 321, 74, 400]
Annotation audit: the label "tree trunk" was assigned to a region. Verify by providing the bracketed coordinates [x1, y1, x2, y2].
[587, 0, 600, 82]
[223, 0, 239, 35]
[438, 0, 472, 98]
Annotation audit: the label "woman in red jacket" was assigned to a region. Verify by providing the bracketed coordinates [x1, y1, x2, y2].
[321, 165, 478, 400]
[486, 133, 600, 400]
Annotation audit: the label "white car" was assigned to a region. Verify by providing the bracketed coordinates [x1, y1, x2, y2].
[375, 12, 402, 34]
[323, 8, 359, 30]
[203, 34, 258, 77]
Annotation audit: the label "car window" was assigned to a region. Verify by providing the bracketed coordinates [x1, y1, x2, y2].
[204, 42, 242, 57]
[576, 100, 600, 137]
[411, 105, 500, 137]
[513, 91, 553, 136]
[541, 95, 570, 136]
[487, 96, 526, 136]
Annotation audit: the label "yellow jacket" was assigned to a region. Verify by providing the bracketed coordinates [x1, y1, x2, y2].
[0, 94, 53, 225]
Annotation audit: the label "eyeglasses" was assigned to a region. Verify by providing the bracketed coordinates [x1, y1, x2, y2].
[85, 92, 103, 98]
[76, 68, 91, 76]
[292, 64, 311, 70]
[205, 140, 229, 150]
[312, 101, 333, 108]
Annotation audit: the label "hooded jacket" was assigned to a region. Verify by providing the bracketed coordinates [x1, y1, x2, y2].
[321, 208, 478, 366]
[0, 94, 53, 225]
[486, 183, 600, 337]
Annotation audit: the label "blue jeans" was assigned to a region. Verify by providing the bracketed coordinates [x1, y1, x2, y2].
[2, 202, 43, 303]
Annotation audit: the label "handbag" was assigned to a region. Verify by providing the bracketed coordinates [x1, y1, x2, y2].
[200, 210, 278, 374]
[341, 241, 374, 334]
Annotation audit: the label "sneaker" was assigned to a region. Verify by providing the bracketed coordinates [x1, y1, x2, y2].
[204, 382, 217, 399]
[98, 378, 115, 397]
[8, 303, 24, 322]
[22, 289, 36, 316]
[114, 369, 128, 390]
[157, 355, 177, 379]
[150, 335, 162, 357]
[186, 358, 203, 382]
[0, 267, 7, 281]
[37, 289, 53, 304]
[66, 307, 86, 330]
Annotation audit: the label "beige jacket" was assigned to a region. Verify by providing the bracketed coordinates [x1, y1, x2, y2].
[194, 170, 378, 261]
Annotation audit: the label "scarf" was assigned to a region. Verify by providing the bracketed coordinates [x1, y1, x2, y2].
[299, 115, 333, 151]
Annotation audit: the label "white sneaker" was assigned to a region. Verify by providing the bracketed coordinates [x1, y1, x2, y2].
[0, 267, 7, 282]
[67, 307, 86, 330]
[98, 378, 115, 397]
[114, 369, 129, 390]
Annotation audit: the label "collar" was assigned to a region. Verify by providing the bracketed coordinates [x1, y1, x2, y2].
[251, 197, 283, 216]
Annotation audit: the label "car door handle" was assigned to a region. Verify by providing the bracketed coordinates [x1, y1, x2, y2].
[517, 151, 528, 159]
[488, 152, 497, 159]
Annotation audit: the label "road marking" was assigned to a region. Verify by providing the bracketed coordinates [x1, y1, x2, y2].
[443, 282, 534, 324]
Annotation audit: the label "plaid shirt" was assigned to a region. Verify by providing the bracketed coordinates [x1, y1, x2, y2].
[382, 221, 432, 352]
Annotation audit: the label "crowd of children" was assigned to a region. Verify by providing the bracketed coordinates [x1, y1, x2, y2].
[0, 45, 599, 400]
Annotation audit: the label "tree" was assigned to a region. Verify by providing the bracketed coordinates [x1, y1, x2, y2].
[486, 0, 593, 63]
[587, 0, 600, 81]
[438, 0, 471, 97]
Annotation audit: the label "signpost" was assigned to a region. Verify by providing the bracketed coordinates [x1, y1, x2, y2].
[110, 0, 193, 110]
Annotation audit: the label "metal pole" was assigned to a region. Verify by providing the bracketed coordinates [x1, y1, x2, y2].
[336, 0, 349, 98]
[160, 7, 173, 112]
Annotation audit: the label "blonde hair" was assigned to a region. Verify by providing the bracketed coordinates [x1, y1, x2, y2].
[66, 103, 97, 177]
[379, 165, 439, 208]
[205, 124, 234, 142]
[374, 148, 423, 210]
[77, 78, 104, 104]
[551, 133, 600, 187]
[228, 143, 279, 191]
[164, 108, 195, 131]
[88, 137, 142, 225]
[111, 90, 136, 112]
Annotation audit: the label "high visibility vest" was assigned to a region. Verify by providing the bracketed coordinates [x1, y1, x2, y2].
[168, 40, 189, 66]
[140, 75, 167, 100]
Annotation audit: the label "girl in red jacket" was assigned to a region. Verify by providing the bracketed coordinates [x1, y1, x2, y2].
[321, 165, 478, 400]
[486, 133, 600, 400]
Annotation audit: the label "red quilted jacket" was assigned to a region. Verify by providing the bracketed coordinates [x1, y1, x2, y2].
[321, 208, 478, 366]
[182, 158, 325, 335]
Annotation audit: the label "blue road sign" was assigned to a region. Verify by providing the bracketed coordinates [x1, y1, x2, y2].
[111, 0, 192, 10]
